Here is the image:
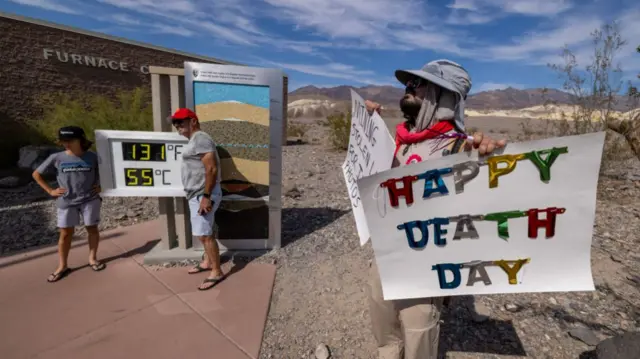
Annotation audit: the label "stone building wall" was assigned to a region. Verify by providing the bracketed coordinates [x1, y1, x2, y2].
[0, 14, 287, 168]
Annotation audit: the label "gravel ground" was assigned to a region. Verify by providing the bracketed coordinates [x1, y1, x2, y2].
[0, 183, 159, 254]
[1, 120, 639, 359]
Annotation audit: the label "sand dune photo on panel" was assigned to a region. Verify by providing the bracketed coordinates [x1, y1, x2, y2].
[193, 81, 270, 240]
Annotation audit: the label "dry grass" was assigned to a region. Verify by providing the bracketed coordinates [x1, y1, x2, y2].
[326, 111, 351, 151]
[287, 122, 309, 139]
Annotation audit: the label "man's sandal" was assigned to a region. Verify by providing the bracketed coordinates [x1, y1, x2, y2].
[198, 275, 226, 291]
[47, 268, 71, 283]
[188, 264, 211, 274]
[90, 262, 106, 272]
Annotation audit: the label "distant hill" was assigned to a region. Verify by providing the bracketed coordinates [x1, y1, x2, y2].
[287, 85, 635, 119]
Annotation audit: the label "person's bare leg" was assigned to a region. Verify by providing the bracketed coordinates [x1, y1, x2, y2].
[49, 227, 73, 281]
[201, 235, 223, 278]
[200, 250, 210, 268]
[197, 234, 225, 290]
[86, 225, 100, 265]
[188, 240, 211, 274]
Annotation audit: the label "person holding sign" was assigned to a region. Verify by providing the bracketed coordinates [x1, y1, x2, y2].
[168, 108, 225, 291]
[365, 60, 506, 359]
[32, 126, 104, 282]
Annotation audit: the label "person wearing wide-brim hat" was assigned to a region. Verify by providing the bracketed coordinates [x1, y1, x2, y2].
[365, 59, 507, 359]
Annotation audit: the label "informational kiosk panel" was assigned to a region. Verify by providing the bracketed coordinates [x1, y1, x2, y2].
[95, 130, 188, 197]
[184, 62, 283, 250]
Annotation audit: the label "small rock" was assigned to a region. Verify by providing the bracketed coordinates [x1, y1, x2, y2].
[470, 301, 491, 323]
[568, 327, 600, 346]
[126, 210, 138, 218]
[116, 214, 127, 220]
[0, 176, 24, 189]
[626, 275, 640, 285]
[285, 186, 302, 199]
[270, 258, 278, 265]
[595, 331, 640, 359]
[610, 255, 623, 263]
[505, 303, 520, 312]
[314, 343, 331, 359]
[549, 297, 558, 305]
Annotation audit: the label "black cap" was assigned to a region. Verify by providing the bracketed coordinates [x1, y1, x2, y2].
[58, 126, 86, 141]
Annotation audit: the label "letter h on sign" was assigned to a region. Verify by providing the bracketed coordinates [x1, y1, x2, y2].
[380, 175, 418, 207]
[527, 207, 566, 238]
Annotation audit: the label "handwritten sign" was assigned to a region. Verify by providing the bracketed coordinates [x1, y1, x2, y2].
[342, 90, 395, 246]
[357, 132, 605, 300]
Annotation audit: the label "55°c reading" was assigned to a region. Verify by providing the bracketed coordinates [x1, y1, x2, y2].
[124, 168, 172, 186]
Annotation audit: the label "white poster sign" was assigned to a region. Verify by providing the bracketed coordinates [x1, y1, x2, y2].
[357, 132, 605, 300]
[342, 90, 395, 246]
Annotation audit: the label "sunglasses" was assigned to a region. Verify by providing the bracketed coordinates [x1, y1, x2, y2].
[172, 118, 192, 128]
[406, 78, 424, 89]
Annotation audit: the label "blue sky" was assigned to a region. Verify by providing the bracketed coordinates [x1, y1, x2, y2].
[2, 0, 639, 93]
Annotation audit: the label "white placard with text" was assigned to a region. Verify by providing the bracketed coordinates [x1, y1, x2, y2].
[342, 90, 396, 246]
[357, 132, 604, 300]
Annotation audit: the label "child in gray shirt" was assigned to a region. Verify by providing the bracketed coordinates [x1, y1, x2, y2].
[33, 126, 105, 283]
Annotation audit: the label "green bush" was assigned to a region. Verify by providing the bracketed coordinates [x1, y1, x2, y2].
[326, 111, 351, 150]
[31, 87, 153, 147]
[287, 121, 309, 139]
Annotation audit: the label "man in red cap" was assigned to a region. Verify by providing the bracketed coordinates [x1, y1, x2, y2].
[168, 108, 225, 291]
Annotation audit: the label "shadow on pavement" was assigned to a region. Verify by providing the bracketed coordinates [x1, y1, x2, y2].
[0, 231, 126, 269]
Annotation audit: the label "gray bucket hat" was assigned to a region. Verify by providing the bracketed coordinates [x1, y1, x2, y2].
[395, 59, 472, 132]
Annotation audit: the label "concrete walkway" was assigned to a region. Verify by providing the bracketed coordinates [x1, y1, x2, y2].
[0, 220, 276, 359]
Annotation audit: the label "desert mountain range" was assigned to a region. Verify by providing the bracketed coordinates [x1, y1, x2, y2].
[288, 85, 638, 119]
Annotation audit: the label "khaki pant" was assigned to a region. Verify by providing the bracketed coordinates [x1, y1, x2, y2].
[367, 259, 443, 359]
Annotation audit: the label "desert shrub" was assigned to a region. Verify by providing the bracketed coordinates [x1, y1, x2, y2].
[31, 87, 153, 147]
[519, 23, 639, 170]
[327, 111, 351, 150]
[287, 122, 309, 139]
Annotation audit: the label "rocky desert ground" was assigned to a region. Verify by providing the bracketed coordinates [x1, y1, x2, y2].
[0, 114, 638, 359]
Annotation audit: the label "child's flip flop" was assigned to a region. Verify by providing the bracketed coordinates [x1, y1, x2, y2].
[47, 268, 71, 283]
[90, 262, 106, 271]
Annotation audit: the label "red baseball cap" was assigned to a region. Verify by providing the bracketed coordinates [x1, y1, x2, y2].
[167, 108, 198, 122]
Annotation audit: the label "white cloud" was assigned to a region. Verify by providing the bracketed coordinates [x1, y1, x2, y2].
[448, 0, 479, 11]
[260, 0, 464, 52]
[150, 24, 194, 37]
[267, 61, 395, 86]
[108, 13, 141, 25]
[480, 17, 603, 61]
[448, 0, 572, 16]
[473, 82, 525, 92]
[499, 0, 573, 16]
[445, 0, 573, 26]
[8, 0, 81, 14]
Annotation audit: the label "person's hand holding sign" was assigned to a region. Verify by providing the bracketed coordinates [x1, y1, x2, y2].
[365, 100, 382, 115]
[465, 132, 507, 156]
